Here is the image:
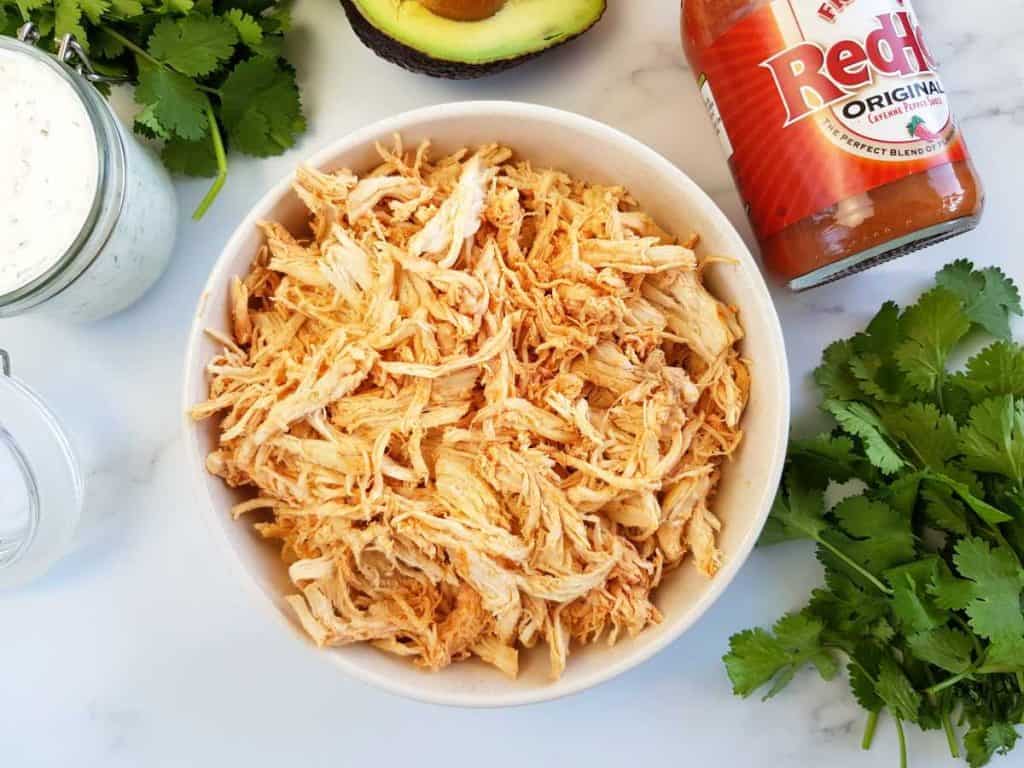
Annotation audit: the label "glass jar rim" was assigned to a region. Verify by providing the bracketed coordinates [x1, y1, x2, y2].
[0, 348, 83, 589]
[0, 425, 41, 569]
[0, 36, 126, 313]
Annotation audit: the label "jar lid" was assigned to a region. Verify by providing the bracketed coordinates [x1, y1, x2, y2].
[0, 350, 83, 589]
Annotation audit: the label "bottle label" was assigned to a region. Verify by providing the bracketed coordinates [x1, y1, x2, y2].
[693, 0, 968, 239]
[699, 74, 734, 158]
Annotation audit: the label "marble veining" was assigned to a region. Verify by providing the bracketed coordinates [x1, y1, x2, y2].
[2, 1, 1021, 766]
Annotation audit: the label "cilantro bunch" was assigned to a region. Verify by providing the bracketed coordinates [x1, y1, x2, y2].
[1, 0, 305, 218]
[725, 261, 1024, 767]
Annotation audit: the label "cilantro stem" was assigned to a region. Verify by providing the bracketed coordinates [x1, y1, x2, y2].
[894, 718, 908, 768]
[941, 701, 960, 758]
[926, 658, 984, 696]
[862, 710, 879, 750]
[102, 27, 159, 67]
[191, 98, 228, 220]
[1017, 671, 1024, 693]
[817, 537, 894, 596]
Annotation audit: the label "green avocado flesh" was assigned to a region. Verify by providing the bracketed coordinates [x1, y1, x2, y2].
[345, 0, 606, 76]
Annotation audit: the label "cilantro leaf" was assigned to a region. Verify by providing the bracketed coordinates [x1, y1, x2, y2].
[248, 33, 283, 58]
[921, 482, 971, 536]
[825, 400, 906, 475]
[963, 342, 1024, 403]
[224, 7, 263, 46]
[943, 372, 978, 425]
[960, 396, 1024, 484]
[15, 0, 50, 16]
[894, 287, 971, 394]
[884, 471, 922, 520]
[220, 56, 304, 157]
[789, 434, 862, 484]
[937, 260, 1023, 341]
[161, 137, 219, 177]
[886, 559, 949, 634]
[983, 638, 1024, 672]
[815, 340, 862, 402]
[907, 627, 975, 673]
[148, 15, 238, 77]
[133, 103, 169, 140]
[849, 301, 910, 403]
[876, 656, 922, 723]
[851, 355, 908, 404]
[825, 495, 916, 575]
[54, 0, 88, 47]
[883, 402, 960, 471]
[927, 471, 1013, 526]
[810, 566, 889, 638]
[91, 27, 126, 58]
[848, 644, 884, 712]
[723, 612, 837, 699]
[108, 0, 142, 16]
[966, 723, 1020, 768]
[936, 260, 984, 302]
[134, 60, 208, 141]
[854, 301, 903, 357]
[80, 0, 109, 23]
[758, 469, 826, 545]
[931, 537, 1024, 644]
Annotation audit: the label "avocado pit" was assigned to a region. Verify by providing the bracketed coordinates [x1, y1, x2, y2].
[419, 0, 506, 22]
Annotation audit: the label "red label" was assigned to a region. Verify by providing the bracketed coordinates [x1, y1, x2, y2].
[693, 0, 968, 239]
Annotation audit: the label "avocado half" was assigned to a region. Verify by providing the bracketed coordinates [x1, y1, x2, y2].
[340, 0, 607, 79]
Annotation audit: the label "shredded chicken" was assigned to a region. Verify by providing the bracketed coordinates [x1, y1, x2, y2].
[192, 138, 749, 680]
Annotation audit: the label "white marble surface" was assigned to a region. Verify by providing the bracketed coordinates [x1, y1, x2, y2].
[3, 1, 1023, 766]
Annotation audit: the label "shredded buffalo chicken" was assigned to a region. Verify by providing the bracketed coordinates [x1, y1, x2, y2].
[192, 139, 749, 679]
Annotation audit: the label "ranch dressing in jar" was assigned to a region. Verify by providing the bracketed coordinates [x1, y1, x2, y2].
[0, 28, 178, 321]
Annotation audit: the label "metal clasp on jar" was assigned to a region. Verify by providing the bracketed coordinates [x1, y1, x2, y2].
[16, 22, 127, 85]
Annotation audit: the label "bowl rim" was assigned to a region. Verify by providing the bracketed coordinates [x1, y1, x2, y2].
[181, 100, 790, 708]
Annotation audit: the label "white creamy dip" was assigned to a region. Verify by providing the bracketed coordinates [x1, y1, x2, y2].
[0, 38, 178, 322]
[0, 49, 99, 295]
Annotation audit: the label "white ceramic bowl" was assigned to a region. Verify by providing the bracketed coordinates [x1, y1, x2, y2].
[182, 101, 789, 707]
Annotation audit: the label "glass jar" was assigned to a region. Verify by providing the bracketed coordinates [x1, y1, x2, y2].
[681, 0, 984, 289]
[0, 28, 178, 322]
[0, 350, 83, 590]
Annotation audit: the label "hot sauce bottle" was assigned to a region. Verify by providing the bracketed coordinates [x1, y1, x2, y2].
[682, 0, 984, 289]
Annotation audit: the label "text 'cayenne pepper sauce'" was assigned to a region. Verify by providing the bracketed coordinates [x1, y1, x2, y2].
[682, 0, 984, 290]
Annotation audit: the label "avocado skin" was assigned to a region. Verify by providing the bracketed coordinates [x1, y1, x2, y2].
[340, 0, 606, 80]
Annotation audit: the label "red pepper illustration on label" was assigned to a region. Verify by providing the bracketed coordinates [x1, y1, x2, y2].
[907, 115, 943, 142]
